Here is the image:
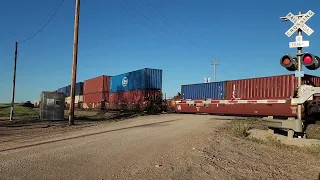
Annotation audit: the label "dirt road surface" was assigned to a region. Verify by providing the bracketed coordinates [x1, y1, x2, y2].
[1, 114, 320, 180]
[0, 114, 226, 180]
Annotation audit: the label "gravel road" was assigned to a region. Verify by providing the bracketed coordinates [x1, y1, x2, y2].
[1, 114, 320, 180]
[0, 114, 226, 180]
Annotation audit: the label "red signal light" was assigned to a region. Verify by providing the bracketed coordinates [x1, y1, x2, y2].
[280, 55, 297, 71]
[302, 53, 320, 70]
[303, 55, 312, 64]
[282, 58, 291, 65]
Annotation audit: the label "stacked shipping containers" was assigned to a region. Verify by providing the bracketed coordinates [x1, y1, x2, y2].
[57, 85, 71, 97]
[108, 68, 162, 111]
[181, 74, 320, 100]
[83, 75, 111, 109]
[178, 74, 320, 117]
[224, 74, 320, 99]
[64, 82, 84, 109]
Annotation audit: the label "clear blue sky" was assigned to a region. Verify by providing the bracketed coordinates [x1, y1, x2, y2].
[0, 0, 320, 103]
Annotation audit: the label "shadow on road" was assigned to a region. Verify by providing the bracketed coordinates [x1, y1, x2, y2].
[0, 118, 183, 153]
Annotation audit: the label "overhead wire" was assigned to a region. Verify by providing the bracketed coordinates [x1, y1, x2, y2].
[140, 0, 205, 52]
[122, 0, 185, 46]
[116, 1, 157, 37]
[18, 0, 66, 44]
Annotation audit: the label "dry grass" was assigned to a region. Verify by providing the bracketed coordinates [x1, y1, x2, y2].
[306, 124, 320, 140]
[66, 110, 143, 122]
[227, 118, 320, 155]
[266, 136, 320, 155]
[231, 121, 249, 138]
[229, 118, 268, 138]
[247, 137, 265, 144]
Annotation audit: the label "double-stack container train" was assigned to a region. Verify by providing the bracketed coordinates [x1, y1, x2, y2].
[107, 68, 162, 111]
[59, 68, 163, 111]
[57, 82, 83, 109]
[83, 75, 111, 109]
[173, 74, 320, 119]
[53, 69, 320, 119]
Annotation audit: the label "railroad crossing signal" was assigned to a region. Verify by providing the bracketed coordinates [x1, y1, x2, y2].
[273, 10, 317, 135]
[280, 53, 320, 71]
[280, 54, 298, 71]
[285, 10, 314, 37]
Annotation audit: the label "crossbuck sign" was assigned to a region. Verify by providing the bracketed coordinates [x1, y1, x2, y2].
[285, 10, 315, 37]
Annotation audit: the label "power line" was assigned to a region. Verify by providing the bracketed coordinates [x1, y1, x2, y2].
[18, 0, 66, 44]
[122, 0, 184, 46]
[116, 1, 157, 37]
[140, 0, 204, 52]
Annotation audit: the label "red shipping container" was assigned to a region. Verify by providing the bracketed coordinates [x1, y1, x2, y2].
[225, 74, 320, 100]
[84, 75, 111, 94]
[83, 91, 108, 110]
[107, 89, 162, 111]
[84, 92, 109, 103]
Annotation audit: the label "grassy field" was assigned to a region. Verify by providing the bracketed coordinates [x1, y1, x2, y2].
[0, 103, 39, 118]
[0, 103, 142, 122]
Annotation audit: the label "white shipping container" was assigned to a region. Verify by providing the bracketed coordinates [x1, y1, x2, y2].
[65, 97, 71, 104]
[75, 95, 83, 103]
[65, 95, 83, 104]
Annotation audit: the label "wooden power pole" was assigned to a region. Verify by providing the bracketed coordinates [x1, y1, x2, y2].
[69, 0, 80, 125]
[9, 42, 18, 121]
[211, 59, 220, 82]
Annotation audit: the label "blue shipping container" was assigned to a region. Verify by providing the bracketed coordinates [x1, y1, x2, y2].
[75, 82, 84, 95]
[181, 81, 226, 99]
[65, 85, 71, 97]
[110, 68, 162, 92]
[57, 85, 71, 97]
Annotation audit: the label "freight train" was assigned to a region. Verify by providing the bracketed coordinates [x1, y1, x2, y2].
[56, 68, 164, 112]
[171, 74, 320, 119]
[54, 69, 320, 119]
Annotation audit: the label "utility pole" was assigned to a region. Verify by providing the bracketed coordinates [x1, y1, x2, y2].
[69, 0, 80, 125]
[9, 42, 18, 121]
[211, 59, 220, 82]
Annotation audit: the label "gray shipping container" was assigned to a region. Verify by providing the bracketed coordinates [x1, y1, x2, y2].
[40, 92, 65, 120]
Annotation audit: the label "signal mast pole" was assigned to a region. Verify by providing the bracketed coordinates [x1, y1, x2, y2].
[297, 12, 303, 123]
[211, 59, 220, 82]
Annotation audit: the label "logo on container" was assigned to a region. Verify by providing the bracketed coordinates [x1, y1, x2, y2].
[122, 77, 128, 87]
